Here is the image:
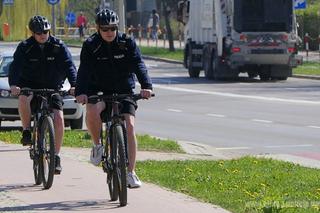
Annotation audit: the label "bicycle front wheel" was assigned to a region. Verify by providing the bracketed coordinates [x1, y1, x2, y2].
[39, 116, 55, 189]
[113, 124, 127, 206]
[33, 126, 42, 185]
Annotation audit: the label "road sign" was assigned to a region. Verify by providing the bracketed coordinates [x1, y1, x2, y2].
[47, 0, 60, 5]
[294, 0, 306, 10]
[66, 12, 76, 25]
[3, 0, 14, 5]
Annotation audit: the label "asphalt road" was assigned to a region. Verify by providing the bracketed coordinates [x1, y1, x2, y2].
[135, 60, 320, 159]
[1, 44, 320, 161]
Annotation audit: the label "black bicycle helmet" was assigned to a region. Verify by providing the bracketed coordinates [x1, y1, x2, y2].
[28, 15, 51, 33]
[95, 9, 119, 26]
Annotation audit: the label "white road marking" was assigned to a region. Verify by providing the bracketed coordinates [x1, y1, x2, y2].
[153, 84, 320, 105]
[215, 147, 251, 150]
[167, 109, 182, 113]
[163, 74, 179, 77]
[251, 119, 273, 123]
[308, 125, 320, 129]
[264, 144, 313, 148]
[146, 64, 158, 68]
[284, 87, 299, 90]
[207, 113, 226, 118]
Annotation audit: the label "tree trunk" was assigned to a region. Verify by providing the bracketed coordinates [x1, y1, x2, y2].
[0, 0, 3, 17]
[162, 1, 175, 51]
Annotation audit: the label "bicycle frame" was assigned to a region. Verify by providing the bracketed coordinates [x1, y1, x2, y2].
[87, 93, 153, 206]
[22, 88, 66, 189]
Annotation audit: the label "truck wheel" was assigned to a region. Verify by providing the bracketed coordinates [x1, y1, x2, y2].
[187, 46, 200, 78]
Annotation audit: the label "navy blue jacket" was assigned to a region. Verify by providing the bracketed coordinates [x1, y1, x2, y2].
[9, 36, 77, 89]
[75, 32, 152, 96]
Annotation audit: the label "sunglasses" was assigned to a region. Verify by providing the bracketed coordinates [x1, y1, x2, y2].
[35, 30, 49, 35]
[100, 26, 117, 32]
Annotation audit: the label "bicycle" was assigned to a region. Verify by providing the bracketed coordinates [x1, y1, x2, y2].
[21, 88, 67, 190]
[88, 92, 154, 207]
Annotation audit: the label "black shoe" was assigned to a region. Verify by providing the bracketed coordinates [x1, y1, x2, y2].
[21, 130, 32, 146]
[55, 155, 62, 175]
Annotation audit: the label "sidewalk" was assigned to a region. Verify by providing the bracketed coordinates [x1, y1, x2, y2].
[0, 141, 231, 213]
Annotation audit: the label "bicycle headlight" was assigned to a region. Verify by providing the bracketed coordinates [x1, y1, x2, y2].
[0, 89, 10, 97]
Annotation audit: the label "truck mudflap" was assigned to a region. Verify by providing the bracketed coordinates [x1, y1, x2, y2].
[290, 54, 303, 67]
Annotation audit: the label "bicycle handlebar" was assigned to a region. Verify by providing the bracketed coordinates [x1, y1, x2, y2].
[19, 88, 69, 97]
[86, 93, 155, 104]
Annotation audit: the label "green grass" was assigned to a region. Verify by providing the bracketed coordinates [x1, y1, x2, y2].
[293, 61, 320, 76]
[139, 46, 183, 61]
[137, 157, 320, 213]
[64, 39, 184, 61]
[0, 130, 183, 153]
[137, 134, 184, 153]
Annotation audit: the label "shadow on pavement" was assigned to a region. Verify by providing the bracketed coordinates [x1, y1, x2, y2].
[0, 183, 43, 193]
[0, 126, 22, 131]
[0, 148, 26, 153]
[0, 199, 121, 211]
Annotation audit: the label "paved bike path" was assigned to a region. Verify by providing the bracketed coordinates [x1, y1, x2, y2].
[0, 142, 231, 213]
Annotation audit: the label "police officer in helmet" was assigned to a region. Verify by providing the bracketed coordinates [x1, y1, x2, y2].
[9, 15, 77, 174]
[75, 9, 153, 188]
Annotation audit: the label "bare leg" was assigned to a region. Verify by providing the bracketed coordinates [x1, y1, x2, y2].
[53, 109, 64, 154]
[18, 95, 32, 130]
[124, 114, 136, 173]
[86, 102, 105, 145]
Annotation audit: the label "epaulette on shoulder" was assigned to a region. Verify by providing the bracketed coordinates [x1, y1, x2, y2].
[22, 40, 33, 54]
[87, 32, 99, 43]
[86, 34, 102, 54]
[118, 33, 128, 50]
[50, 38, 62, 53]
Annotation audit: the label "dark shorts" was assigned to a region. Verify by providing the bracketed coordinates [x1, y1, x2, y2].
[30, 93, 64, 112]
[87, 90, 137, 116]
[119, 98, 137, 116]
[98, 97, 137, 122]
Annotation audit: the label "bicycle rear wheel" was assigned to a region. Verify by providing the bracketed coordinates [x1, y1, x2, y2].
[32, 120, 42, 185]
[39, 116, 55, 189]
[113, 124, 127, 206]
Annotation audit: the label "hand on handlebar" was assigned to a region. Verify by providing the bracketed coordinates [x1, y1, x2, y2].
[10, 86, 20, 96]
[68, 87, 75, 96]
[140, 89, 153, 99]
[76, 94, 88, 104]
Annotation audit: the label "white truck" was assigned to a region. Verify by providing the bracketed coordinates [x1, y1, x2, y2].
[177, 0, 303, 80]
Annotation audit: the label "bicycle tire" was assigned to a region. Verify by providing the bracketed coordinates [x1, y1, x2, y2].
[108, 170, 119, 201]
[39, 116, 55, 189]
[107, 126, 119, 201]
[113, 124, 127, 206]
[30, 119, 42, 185]
[32, 120, 42, 185]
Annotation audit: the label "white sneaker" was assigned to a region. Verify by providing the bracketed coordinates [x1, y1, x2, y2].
[90, 144, 103, 166]
[127, 172, 142, 188]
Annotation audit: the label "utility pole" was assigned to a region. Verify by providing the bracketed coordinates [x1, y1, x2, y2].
[113, 0, 125, 32]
